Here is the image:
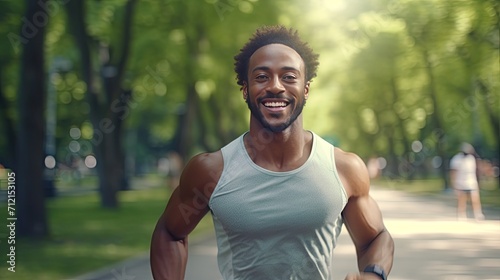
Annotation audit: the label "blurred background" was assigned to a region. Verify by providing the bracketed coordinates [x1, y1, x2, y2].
[0, 0, 498, 279]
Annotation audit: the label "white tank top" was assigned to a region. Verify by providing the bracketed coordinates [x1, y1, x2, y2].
[450, 153, 478, 190]
[209, 132, 348, 280]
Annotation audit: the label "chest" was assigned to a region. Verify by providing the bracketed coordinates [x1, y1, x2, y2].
[210, 169, 346, 236]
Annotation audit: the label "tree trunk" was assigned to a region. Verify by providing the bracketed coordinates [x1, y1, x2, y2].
[0, 68, 17, 171]
[17, 0, 49, 237]
[172, 83, 199, 160]
[477, 79, 499, 154]
[95, 131, 121, 207]
[65, 0, 136, 208]
[385, 128, 400, 179]
[422, 49, 450, 189]
[171, 34, 202, 160]
[389, 76, 413, 179]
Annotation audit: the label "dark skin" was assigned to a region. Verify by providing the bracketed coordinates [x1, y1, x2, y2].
[150, 44, 394, 279]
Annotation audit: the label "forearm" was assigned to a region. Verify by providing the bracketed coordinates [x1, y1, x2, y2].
[150, 222, 188, 280]
[357, 229, 394, 275]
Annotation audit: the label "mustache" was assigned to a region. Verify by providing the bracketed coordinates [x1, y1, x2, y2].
[257, 93, 290, 102]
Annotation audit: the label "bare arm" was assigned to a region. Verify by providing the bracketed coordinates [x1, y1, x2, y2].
[449, 169, 457, 189]
[150, 152, 222, 279]
[336, 149, 394, 279]
[342, 196, 394, 279]
[150, 203, 188, 280]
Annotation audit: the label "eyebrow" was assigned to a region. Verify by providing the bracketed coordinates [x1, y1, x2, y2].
[251, 66, 300, 73]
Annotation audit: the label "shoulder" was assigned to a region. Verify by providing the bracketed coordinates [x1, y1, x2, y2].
[450, 153, 462, 160]
[334, 147, 370, 198]
[183, 151, 223, 171]
[178, 151, 224, 199]
[449, 153, 463, 169]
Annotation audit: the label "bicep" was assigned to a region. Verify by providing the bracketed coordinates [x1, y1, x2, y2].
[342, 194, 386, 251]
[160, 187, 209, 240]
[335, 149, 387, 249]
[159, 153, 222, 240]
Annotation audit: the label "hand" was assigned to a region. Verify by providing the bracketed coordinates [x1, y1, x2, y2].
[345, 272, 384, 280]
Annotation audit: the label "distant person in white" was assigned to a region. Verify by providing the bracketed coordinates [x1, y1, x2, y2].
[449, 143, 484, 221]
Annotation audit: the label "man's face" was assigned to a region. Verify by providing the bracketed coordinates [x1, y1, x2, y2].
[243, 44, 310, 133]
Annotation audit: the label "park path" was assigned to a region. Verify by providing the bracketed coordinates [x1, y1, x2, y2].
[74, 187, 500, 280]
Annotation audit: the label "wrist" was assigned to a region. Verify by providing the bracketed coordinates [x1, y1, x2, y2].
[363, 264, 387, 280]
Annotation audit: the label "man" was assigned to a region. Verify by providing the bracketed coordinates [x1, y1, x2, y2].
[449, 142, 484, 221]
[151, 25, 394, 280]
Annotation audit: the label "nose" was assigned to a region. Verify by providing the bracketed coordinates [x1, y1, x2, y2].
[267, 76, 285, 94]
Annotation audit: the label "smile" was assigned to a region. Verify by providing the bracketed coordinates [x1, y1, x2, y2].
[263, 101, 288, 108]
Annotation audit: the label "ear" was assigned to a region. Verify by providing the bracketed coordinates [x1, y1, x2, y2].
[242, 82, 248, 100]
[304, 82, 310, 100]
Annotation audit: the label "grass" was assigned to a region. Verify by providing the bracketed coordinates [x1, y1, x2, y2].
[372, 177, 500, 208]
[0, 177, 214, 280]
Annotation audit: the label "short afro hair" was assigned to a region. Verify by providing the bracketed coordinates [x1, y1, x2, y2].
[234, 25, 319, 87]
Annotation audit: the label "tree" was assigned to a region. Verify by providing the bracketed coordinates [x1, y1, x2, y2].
[299, 0, 497, 175]
[16, 0, 49, 237]
[66, 0, 137, 208]
[0, 0, 23, 172]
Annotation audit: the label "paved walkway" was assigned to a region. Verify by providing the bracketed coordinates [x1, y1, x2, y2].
[74, 187, 500, 280]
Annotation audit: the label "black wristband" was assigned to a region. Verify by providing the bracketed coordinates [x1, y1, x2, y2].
[363, 265, 387, 280]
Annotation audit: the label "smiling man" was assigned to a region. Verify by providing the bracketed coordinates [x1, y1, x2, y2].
[243, 44, 308, 133]
[150, 25, 394, 280]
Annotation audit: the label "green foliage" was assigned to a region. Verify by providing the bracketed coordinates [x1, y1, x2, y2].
[300, 0, 499, 166]
[0, 0, 498, 192]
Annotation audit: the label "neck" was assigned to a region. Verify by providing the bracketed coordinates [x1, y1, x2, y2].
[244, 117, 312, 172]
[247, 114, 304, 146]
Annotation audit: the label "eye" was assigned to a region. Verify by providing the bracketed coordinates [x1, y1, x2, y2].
[255, 74, 268, 81]
[282, 74, 297, 81]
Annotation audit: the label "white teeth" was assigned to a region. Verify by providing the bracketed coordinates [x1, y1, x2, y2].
[264, 102, 287, 107]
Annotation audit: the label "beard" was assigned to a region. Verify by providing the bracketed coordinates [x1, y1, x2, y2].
[246, 93, 306, 133]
